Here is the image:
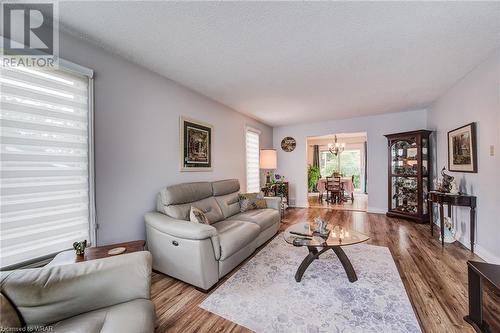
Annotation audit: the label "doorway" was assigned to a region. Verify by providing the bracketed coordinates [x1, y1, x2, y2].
[307, 132, 367, 211]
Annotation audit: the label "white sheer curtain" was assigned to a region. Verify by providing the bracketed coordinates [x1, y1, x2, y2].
[0, 64, 93, 268]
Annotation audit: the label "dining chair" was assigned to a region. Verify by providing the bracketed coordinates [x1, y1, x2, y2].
[326, 176, 343, 203]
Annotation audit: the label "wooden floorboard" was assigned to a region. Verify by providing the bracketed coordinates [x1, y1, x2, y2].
[307, 193, 368, 211]
[151, 208, 499, 333]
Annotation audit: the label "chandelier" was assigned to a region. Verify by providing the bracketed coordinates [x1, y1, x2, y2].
[328, 135, 345, 156]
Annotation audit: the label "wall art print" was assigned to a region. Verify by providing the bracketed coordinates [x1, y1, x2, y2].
[447, 122, 477, 173]
[180, 117, 213, 171]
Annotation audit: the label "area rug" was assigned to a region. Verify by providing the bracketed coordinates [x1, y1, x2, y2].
[200, 235, 421, 333]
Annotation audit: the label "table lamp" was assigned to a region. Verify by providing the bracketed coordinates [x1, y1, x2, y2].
[260, 149, 277, 184]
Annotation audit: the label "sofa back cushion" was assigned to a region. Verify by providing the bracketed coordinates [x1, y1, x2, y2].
[158, 181, 213, 206]
[212, 179, 240, 196]
[157, 179, 240, 222]
[165, 197, 224, 224]
[213, 179, 240, 218]
[157, 181, 213, 219]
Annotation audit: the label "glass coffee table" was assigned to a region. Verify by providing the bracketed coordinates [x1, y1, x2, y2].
[284, 222, 369, 283]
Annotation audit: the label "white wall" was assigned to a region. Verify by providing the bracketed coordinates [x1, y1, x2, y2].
[427, 50, 500, 263]
[273, 109, 427, 209]
[59, 33, 272, 245]
[306, 135, 367, 166]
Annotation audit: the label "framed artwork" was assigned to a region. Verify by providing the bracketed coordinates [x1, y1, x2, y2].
[447, 122, 477, 173]
[281, 137, 296, 152]
[180, 117, 213, 171]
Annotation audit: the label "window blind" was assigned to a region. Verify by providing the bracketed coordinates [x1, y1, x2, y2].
[0, 65, 92, 268]
[246, 129, 260, 193]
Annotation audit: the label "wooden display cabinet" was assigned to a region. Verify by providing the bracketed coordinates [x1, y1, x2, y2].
[385, 130, 432, 223]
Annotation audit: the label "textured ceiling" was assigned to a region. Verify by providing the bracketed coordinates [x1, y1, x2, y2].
[57, 2, 500, 126]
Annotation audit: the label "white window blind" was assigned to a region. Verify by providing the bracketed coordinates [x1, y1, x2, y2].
[246, 128, 260, 193]
[0, 65, 93, 268]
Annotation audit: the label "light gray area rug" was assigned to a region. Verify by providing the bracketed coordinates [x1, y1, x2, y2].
[200, 235, 421, 333]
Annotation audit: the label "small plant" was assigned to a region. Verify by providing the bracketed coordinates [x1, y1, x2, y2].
[73, 240, 87, 256]
[307, 165, 321, 192]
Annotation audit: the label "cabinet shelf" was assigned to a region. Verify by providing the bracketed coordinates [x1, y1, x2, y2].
[385, 130, 432, 223]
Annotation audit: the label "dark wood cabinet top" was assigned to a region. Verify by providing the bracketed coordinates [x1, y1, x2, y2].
[428, 191, 476, 207]
[468, 261, 500, 289]
[77, 240, 146, 262]
[428, 191, 476, 198]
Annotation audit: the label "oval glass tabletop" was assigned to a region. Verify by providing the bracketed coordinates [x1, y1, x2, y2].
[283, 221, 369, 247]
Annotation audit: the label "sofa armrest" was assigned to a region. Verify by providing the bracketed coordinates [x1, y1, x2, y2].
[144, 212, 217, 240]
[0, 252, 152, 326]
[145, 212, 221, 260]
[264, 196, 282, 211]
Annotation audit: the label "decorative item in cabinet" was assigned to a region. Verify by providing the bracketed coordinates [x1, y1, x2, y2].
[385, 130, 432, 223]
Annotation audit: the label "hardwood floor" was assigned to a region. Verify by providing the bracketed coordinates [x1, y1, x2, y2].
[151, 208, 499, 333]
[308, 192, 368, 211]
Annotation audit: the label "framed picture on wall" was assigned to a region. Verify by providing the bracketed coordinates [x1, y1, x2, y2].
[447, 122, 477, 173]
[180, 117, 213, 171]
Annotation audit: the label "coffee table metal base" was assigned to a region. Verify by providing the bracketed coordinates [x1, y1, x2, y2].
[295, 245, 358, 283]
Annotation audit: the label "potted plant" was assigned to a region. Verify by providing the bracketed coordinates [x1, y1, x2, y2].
[308, 165, 320, 192]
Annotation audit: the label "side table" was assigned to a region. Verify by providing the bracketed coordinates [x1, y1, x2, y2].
[47, 240, 146, 266]
[427, 191, 477, 252]
[464, 260, 500, 333]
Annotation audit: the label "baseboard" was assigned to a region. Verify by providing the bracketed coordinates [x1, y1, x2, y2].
[457, 236, 500, 264]
[367, 207, 385, 214]
[431, 220, 500, 264]
[474, 245, 500, 264]
[294, 201, 308, 208]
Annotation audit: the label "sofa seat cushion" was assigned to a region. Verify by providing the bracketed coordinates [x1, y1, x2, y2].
[228, 209, 280, 231]
[212, 220, 260, 260]
[50, 299, 154, 333]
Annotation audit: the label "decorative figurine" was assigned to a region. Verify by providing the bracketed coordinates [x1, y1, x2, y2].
[449, 181, 459, 195]
[437, 167, 455, 193]
[73, 240, 87, 256]
[441, 217, 456, 243]
[313, 217, 329, 237]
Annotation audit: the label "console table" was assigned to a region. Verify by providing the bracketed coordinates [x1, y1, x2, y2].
[427, 191, 477, 251]
[464, 261, 500, 333]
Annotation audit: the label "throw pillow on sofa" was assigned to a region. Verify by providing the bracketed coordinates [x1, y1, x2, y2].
[239, 193, 267, 212]
[189, 206, 210, 224]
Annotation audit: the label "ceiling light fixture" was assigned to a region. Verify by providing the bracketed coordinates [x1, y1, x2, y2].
[328, 135, 345, 156]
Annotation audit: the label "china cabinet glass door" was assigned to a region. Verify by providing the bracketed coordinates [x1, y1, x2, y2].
[391, 138, 418, 214]
[385, 130, 432, 223]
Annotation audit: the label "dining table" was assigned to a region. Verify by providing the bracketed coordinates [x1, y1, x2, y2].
[316, 177, 355, 201]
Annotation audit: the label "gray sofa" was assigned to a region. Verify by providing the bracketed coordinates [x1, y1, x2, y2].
[0, 252, 155, 333]
[145, 179, 281, 291]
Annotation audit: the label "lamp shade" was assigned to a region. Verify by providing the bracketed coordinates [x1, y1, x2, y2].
[260, 149, 277, 169]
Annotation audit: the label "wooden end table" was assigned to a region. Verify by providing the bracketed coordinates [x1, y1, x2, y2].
[464, 261, 500, 333]
[47, 240, 146, 266]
